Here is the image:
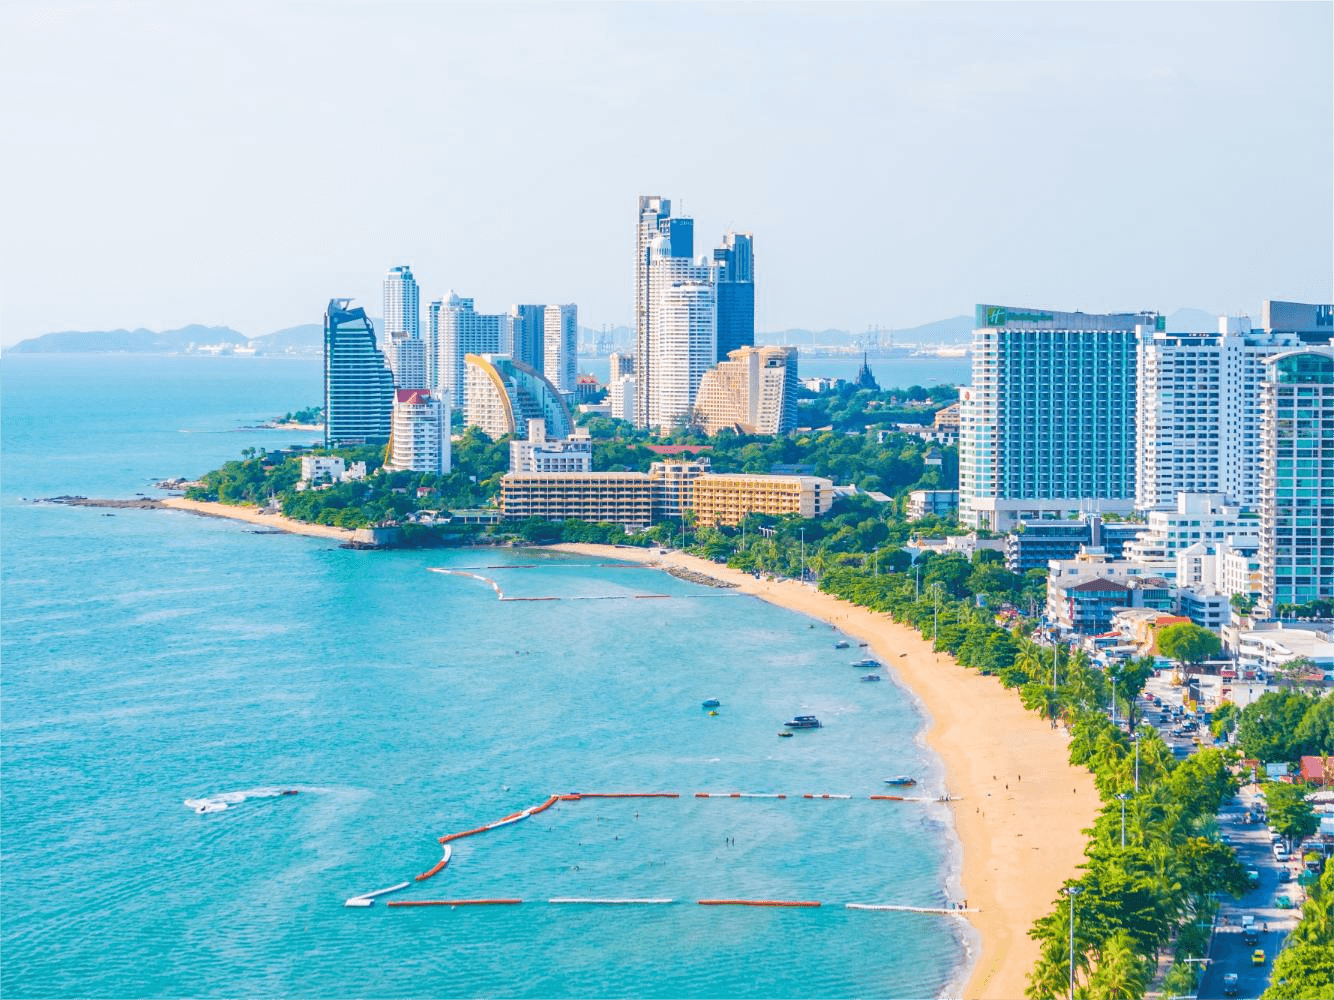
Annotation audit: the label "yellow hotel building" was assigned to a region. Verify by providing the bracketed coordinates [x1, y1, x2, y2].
[691, 473, 833, 527]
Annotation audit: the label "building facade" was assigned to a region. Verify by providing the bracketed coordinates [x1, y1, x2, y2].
[907, 490, 959, 521]
[432, 292, 503, 408]
[608, 374, 636, 423]
[959, 305, 1155, 531]
[500, 471, 653, 530]
[385, 333, 427, 389]
[462, 353, 573, 442]
[713, 231, 755, 361]
[506, 304, 547, 372]
[608, 352, 635, 381]
[508, 419, 593, 474]
[1135, 316, 1302, 511]
[543, 303, 578, 394]
[323, 298, 395, 446]
[692, 345, 798, 436]
[383, 265, 419, 338]
[1121, 492, 1260, 564]
[691, 473, 834, 527]
[1258, 346, 1334, 615]
[387, 388, 450, 475]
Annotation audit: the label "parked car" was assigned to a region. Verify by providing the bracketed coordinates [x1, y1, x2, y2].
[1223, 972, 1239, 995]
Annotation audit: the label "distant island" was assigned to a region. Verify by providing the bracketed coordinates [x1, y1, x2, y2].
[2, 307, 1223, 357]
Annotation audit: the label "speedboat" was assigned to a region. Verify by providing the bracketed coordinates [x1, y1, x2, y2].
[884, 776, 917, 786]
[702, 698, 721, 708]
[833, 640, 850, 649]
[861, 673, 881, 682]
[784, 715, 822, 729]
[777, 730, 794, 738]
[851, 658, 880, 668]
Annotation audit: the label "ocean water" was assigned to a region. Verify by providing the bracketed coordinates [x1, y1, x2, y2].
[1, 355, 970, 999]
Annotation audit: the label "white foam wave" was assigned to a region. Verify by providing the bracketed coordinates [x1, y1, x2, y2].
[183, 786, 300, 815]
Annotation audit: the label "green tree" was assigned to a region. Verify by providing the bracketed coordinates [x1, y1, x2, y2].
[1238, 690, 1318, 762]
[1294, 694, 1334, 757]
[1210, 701, 1240, 741]
[1265, 782, 1319, 848]
[1088, 930, 1150, 1000]
[1156, 622, 1221, 670]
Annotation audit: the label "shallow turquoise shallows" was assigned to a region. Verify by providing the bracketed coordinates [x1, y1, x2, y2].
[1, 355, 969, 999]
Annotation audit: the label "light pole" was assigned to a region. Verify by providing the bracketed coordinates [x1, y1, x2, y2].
[915, 563, 921, 599]
[1118, 792, 1129, 848]
[931, 582, 943, 640]
[1133, 732, 1140, 794]
[1111, 673, 1118, 725]
[874, 547, 879, 577]
[1065, 885, 1082, 1000]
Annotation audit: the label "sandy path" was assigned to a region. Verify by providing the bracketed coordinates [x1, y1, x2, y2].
[159, 497, 357, 542]
[546, 543, 1097, 1000]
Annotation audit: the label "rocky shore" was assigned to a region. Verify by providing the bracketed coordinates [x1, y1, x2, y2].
[660, 564, 737, 589]
[36, 495, 165, 510]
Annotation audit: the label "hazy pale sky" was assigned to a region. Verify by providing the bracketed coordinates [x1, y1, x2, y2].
[1, 1, 1330, 345]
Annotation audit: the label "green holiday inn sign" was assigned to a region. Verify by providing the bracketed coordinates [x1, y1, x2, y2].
[976, 306, 1054, 327]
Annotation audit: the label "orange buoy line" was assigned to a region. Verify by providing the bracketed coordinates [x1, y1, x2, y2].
[388, 899, 523, 907]
[869, 795, 904, 801]
[574, 792, 679, 799]
[415, 844, 454, 882]
[697, 899, 821, 908]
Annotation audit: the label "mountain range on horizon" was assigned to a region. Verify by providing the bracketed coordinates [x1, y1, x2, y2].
[3, 307, 1226, 356]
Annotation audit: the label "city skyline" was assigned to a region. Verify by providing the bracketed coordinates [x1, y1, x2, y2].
[2, 3, 1331, 347]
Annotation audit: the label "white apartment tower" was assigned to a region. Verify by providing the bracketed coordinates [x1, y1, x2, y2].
[1135, 316, 1302, 511]
[959, 305, 1155, 532]
[383, 265, 419, 338]
[609, 373, 636, 423]
[385, 334, 427, 389]
[543, 304, 578, 394]
[650, 271, 716, 431]
[431, 292, 503, 409]
[387, 388, 451, 475]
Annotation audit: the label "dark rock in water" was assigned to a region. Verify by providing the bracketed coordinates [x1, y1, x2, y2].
[36, 495, 164, 510]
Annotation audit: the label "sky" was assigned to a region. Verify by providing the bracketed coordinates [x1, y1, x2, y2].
[0, 1, 1330, 346]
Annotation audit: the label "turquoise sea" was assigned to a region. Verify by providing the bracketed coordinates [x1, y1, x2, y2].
[1, 355, 970, 999]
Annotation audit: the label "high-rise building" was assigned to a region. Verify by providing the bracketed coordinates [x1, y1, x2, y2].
[692, 345, 798, 435]
[385, 333, 427, 389]
[386, 388, 450, 475]
[959, 305, 1157, 532]
[1135, 316, 1302, 511]
[648, 272, 715, 431]
[383, 265, 419, 339]
[543, 304, 578, 394]
[462, 353, 573, 441]
[506, 304, 547, 372]
[323, 299, 395, 446]
[426, 298, 442, 388]
[608, 352, 635, 381]
[713, 231, 755, 361]
[608, 373, 636, 423]
[1258, 346, 1334, 616]
[432, 292, 503, 409]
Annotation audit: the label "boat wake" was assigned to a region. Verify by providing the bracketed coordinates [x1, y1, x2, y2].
[183, 786, 302, 815]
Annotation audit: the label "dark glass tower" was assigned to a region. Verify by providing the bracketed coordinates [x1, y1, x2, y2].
[713, 231, 754, 361]
[324, 298, 395, 446]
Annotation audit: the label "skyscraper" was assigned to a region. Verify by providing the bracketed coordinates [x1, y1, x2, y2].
[1135, 316, 1302, 511]
[323, 298, 395, 446]
[713, 231, 755, 361]
[543, 304, 578, 394]
[383, 265, 419, 339]
[432, 292, 503, 410]
[384, 334, 427, 389]
[386, 388, 450, 475]
[636, 196, 702, 429]
[1258, 345, 1334, 616]
[959, 305, 1156, 531]
[692, 345, 797, 435]
[506, 303, 547, 372]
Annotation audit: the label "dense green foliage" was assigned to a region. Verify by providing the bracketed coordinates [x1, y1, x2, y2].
[1264, 781, 1320, 845]
[276, 405, 323, 424]
[794, 381, 958, 434]
[1236, 691, 1328, 762]
[1155, 621, 1221, 667]
[1262, 866, 1334, 1000]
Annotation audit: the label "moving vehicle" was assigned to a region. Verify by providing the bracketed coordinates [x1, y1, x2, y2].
[850, 658, 880, 668]
[784, 715, 822, 729]
[1252, 948, 1266, 966]
[1223, 972, 1239, 996]
[884, 776, 918, 786]
[701, 698, 721, 708]
[860, 673, 882, 682]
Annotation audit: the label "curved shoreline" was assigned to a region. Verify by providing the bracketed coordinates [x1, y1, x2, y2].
[157, 496, 357, 542]
[543, 542, 1098, 1000]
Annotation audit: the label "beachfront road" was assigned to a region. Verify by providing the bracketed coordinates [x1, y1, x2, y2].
[1197, 787, 1302, 1000]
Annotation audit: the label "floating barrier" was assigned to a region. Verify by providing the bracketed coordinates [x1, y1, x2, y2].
[633, 594, 670, 599]
[869, 795, 904, 801]
[846, 903, 978, 914]
[574, 792, 679, 799]
[388, 899, 522, 907]
[698, 899, 821, 908]
[548, 898, 674, 905]
[415, 844, 453, 882]
[345, 881, 411, 907]
[802, 794, 852, 800]
[695, 792, 786, 799]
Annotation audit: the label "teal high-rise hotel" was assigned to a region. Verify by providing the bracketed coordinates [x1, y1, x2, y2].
[959, 305, 1160, 532]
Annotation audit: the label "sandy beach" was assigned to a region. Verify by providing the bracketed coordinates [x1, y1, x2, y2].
[158, 497, 357, 542]
[546, 542, 1097, 1000]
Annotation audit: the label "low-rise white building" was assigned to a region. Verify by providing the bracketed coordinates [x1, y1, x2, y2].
[1122, 493, 1260, 564]
[608, 374, 636, 423]
[301, 456, 346, 484]
[509, 419, 593, 474]
[1227, 623, 1334, 677]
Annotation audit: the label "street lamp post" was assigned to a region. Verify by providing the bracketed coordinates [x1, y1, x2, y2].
[1134, 733, 1140, 794]
[1065, 885, 1082, 1000]
[915, 563, 921, 599]
[800, 528, 806, 583]
[1118, 792, 1129, 848]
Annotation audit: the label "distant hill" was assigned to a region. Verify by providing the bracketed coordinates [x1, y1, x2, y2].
[764, 315, 973, 348]
[6, 324, 249, 354]
[253, 323, 323, 353]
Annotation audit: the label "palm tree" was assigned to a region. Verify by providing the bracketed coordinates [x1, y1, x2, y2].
[1088, 931, 1149, 1000]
